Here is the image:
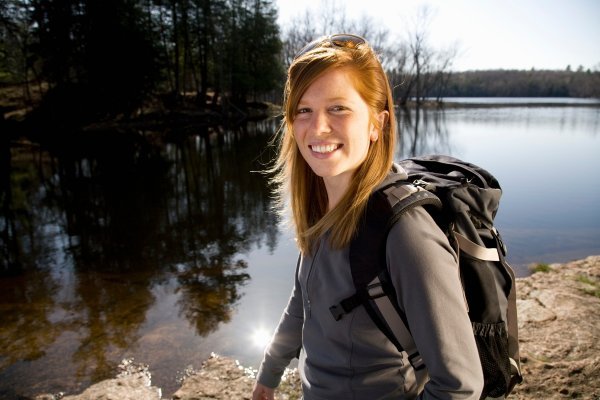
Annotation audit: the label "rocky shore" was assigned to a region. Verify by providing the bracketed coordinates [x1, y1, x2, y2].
[34, 256, 600, 400]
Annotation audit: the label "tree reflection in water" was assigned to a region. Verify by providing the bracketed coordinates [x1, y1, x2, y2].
[397, 106, 452, 158]
[0, 120, 279, 399]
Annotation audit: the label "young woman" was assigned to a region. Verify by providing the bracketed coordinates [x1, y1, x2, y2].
[252, 34, 484, 400]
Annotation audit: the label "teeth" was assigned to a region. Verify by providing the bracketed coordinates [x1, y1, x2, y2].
[312, 144, 338, 153]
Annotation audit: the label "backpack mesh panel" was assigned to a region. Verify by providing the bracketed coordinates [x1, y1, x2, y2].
[473, 321, 511, 398]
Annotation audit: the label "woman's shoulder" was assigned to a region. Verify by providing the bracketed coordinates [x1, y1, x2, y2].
[388, 205, 442, 241]
[386, 205, 457, 270]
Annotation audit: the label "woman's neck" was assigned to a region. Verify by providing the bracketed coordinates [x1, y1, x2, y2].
[324, 175, 351, 211]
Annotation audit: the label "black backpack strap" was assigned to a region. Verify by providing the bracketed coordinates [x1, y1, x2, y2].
[506, 261, 523, 391]
[330, 181, 441, 371]
[495, 230, 523, 390]
[366, 272, 426, 371]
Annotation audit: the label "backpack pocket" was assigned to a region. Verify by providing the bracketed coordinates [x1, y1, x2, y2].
[472, 321, 511, 399]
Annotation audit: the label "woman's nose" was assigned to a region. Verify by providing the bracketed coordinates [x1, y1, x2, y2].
[310, 111, 331, 135]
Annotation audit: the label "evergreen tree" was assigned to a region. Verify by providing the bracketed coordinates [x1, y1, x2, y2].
[29, 0, 161, 123]
[222, 0, 282, 106]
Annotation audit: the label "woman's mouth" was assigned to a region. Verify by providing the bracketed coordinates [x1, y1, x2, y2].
[310, 144, 341, 154]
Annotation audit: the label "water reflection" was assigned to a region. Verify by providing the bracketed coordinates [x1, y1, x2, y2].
[397, 107, 453, 158]
[0, 271, 61, 369]
[1, 104, 599, 398]
[0, 120, 280, 398]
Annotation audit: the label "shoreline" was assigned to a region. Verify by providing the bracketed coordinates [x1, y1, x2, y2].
[31, 255, 600, 400]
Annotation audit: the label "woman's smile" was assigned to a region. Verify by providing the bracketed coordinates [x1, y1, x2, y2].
[310, 143, 342, 155]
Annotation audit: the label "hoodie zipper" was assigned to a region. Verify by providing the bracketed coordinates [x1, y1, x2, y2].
[304, 239, 322, 319]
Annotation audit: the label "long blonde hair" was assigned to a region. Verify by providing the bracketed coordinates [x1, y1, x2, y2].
[270, 36, 396, 255]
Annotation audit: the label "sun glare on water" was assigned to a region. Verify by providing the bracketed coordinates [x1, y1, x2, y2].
[251, 328, 273, 349]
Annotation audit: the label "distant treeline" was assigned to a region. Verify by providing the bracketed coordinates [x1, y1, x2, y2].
[440, 69, 600, 99]
[1, 0, 598, 128]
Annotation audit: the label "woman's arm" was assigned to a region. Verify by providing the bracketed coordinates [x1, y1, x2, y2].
[387, 207, 484, 399]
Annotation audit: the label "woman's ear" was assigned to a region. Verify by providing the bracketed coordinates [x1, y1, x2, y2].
[370, 110, 389, 142]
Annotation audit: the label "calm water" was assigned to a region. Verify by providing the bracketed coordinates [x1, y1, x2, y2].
[1, 101, 599, 398]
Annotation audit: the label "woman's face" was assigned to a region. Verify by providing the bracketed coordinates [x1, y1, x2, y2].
[292, 67, 385, 194]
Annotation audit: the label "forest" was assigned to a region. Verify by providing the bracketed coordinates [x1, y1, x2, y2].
[442, 68, 599, 99]
[1, 0, 599, 130]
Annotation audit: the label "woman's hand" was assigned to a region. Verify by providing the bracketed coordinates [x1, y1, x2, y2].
[252, 382, 275, 400]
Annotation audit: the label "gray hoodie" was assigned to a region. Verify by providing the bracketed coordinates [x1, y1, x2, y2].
[257, 164, 484, 399]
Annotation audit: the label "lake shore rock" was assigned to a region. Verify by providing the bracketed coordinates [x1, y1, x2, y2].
[35, 255, 600, 400]
[511, 255, 600, 399]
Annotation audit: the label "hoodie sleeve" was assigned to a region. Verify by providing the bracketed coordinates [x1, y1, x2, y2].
[256, 259, 304, 388]
[386, 206, 484, 400]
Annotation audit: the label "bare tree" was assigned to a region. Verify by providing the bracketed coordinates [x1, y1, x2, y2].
[430, 43, 459, 103]
[389, 5, 460, 106]
[279, 2, 460, 106]
[280, 11, 318, 66]
[346, 15, 390, 56]
[408, 5, 434, 105]
[280, 1, 390, 68]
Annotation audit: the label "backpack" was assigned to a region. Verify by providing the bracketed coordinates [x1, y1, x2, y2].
[328, 155, 523, 399]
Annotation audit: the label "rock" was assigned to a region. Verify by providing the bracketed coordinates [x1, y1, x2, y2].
[60, 375, 161, 400]
[171, 354, 301, 400]
[511, 255, 600, 399]
[57, 359, 162, 400]
[516, 298, 556, 323]
[172, 354, 254, 400]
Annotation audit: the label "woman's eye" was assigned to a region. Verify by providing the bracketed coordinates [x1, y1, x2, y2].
[296, 108, 310, 115]
[330, 105, 347, 112]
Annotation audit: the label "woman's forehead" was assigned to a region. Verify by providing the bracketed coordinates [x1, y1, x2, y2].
[297, 68, 362, 101]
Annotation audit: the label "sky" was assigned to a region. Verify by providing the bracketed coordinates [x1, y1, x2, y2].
[275, 0, 600, 72]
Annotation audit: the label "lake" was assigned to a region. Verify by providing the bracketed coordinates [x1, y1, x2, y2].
[1, 99, 599, 398]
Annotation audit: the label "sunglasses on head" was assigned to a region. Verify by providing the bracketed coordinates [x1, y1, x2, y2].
[294, 33, 367, 60]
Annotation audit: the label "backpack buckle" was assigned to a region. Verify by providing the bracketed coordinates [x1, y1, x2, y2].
[329, 294, 362, 321]
[492, 227, 507, 256]
[329, 304, 345, 321]
[408, 351, 426, 370]
[367, 281, 385, 298]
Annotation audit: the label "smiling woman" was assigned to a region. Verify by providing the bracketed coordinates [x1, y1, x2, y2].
[291, 67, 386, 207]
[272, 34, 396, 255]
[252, 33, 484, 400]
